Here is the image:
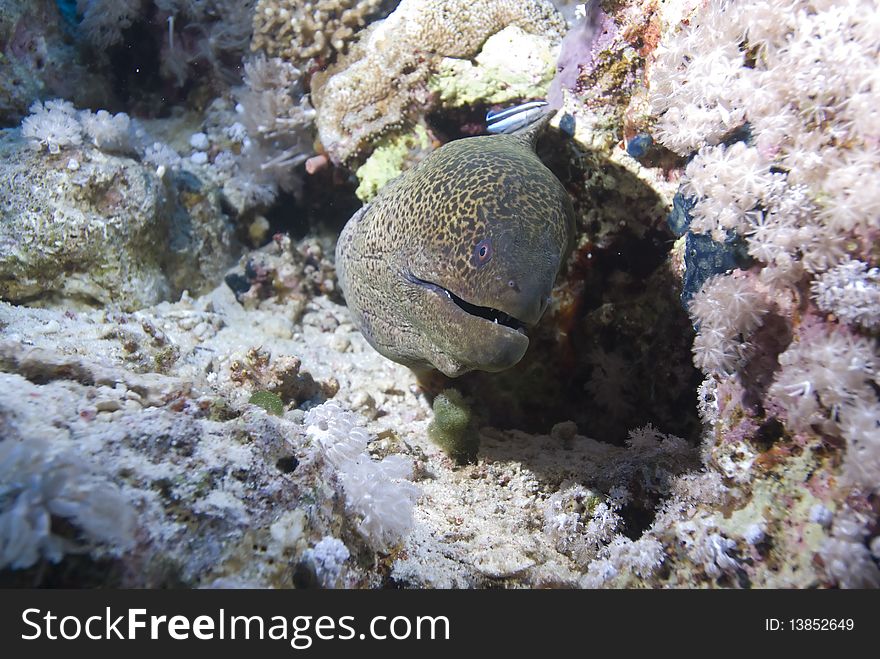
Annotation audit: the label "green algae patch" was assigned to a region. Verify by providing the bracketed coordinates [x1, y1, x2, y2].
[249, 390, 284, 416]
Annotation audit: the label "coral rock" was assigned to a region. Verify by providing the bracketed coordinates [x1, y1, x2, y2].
[251, 0, 386, 67]
[312, 0, 566, 165]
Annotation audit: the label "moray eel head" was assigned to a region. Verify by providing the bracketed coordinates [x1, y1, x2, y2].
[336, 130, 574, 378]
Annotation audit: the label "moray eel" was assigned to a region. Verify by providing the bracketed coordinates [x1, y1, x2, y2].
[336, 106, 574, 377]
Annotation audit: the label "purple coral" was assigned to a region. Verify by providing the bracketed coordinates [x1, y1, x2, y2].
[548, 1, 616, 109]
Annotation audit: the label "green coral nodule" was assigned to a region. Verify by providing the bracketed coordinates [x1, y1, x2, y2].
[427, 389, 478, 464]
[249, 390, 285, 416]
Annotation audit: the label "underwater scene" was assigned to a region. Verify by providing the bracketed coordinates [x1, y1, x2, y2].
[0, 0, 878, 589]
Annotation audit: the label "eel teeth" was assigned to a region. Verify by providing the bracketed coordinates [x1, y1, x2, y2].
[405, 272, 526, 332]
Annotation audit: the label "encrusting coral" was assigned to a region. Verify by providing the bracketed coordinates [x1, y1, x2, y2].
[311, 0, 567, 165]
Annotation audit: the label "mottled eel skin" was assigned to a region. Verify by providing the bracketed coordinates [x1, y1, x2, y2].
[336, 119, 574, 377]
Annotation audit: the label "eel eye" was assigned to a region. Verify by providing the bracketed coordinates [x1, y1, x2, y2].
[473, 239, 493, 267]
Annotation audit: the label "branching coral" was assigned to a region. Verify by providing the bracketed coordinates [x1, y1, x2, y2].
[677, 518, 739, 579]
[80, 109, 141, 155]
[222, 56, 316, 211]
[581, 535, 665, 588]
[543, 483, 623, 567]
[540, 423, 698, 586]
[311, 0, 566, 165]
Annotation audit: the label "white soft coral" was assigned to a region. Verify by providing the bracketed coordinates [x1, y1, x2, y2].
[770, 327, 880, 495]
[651, 0, 880, 283]
[688, 273, 771, 375]
[304, 402, 419, 552]
[21, 100, 83, 154]
[77, 0, 144, 49]
[811, 258, 880, 329]
[0, 435, 135, 570]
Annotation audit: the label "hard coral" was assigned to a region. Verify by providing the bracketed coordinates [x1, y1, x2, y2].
[648, 0, 880, 588]
[311, 0, 566, 165]
[251, 0, 387, 68]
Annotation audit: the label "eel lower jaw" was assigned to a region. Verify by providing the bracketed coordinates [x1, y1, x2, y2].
[405, 273, 528, 334]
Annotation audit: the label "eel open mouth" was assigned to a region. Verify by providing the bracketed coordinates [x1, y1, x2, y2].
[406, 273, 527, 333]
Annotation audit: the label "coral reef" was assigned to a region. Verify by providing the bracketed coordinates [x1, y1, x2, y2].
[0, 0, 878, 591]
[251, 0, 388, 68]
[0, 0, 111, 124]
[1, 102, 237, 310]
[0, 124, 169, 308]
[647, 0, 880, 588]
[311, 0, 567, 166]
[352, 123, 432, 202]
[428, 26, 559, 109]
[223, 232, 339, 312]
[0, 284, 422, 586]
